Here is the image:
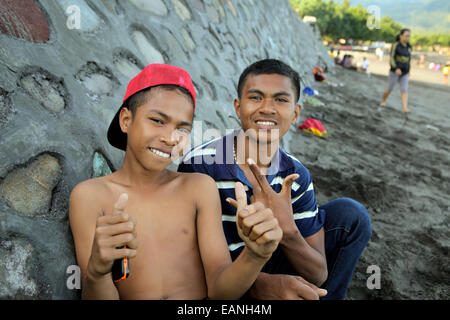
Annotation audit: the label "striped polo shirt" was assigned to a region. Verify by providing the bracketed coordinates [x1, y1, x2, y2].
[177, 129, 325, 261]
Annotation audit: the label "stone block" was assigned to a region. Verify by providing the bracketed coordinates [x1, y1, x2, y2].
[0, 0, 49, 43]
[0, 154, 61, 216]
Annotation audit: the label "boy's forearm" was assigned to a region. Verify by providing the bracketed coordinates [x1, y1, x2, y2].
[208, 247, 269, 300]
[82, 271, 120, 300]
[279, 230, 328, 286]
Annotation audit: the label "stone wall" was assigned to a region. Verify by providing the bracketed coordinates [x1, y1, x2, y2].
[0, 0, 333, 299]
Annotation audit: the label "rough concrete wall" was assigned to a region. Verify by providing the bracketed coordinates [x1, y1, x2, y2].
[0, 0, 333, 299]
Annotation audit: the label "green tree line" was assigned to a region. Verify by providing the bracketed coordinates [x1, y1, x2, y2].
[289, 0, 450, 46]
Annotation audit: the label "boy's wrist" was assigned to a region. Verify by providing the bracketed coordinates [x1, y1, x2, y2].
[83, 267, 119, 300]
[242, 246, 272, 264]
[249, 272, 270, 299]
[86, 264, 111, 283]
[280, 227, 302, 246]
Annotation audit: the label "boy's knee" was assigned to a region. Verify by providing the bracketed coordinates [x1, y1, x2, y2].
[339, 198, 372, 241]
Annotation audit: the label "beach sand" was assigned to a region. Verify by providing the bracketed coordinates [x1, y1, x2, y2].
[290, 66, 450, 299]
[337, 49, 450, 86]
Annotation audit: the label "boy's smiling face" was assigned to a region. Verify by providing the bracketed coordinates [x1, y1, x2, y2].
[234, 73, 300, 144]
[119, 86, 194, 171]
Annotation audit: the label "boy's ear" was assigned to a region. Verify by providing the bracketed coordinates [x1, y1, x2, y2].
[291, 104, 301, 126]
[233, 98, 241, 119]
[119, 108, 132, 134]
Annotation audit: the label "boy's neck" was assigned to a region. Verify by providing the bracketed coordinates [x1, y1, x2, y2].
[117, 152, 171, 189]
[234, 130, 280, 171]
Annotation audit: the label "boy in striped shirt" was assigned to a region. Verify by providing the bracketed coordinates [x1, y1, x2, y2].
[178, 59, 372, 300]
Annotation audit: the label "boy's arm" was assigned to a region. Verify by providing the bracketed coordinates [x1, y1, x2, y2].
[193, 174, 281, 300]
[390, 42, 397, 69]
[245, 161, 328, 287]
[69, 183, 137, 299]
[279, 177, 328, 286]
[69, 182, 118, 299]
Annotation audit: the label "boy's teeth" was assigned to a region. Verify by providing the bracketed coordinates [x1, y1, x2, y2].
[150, 148, 170, 158]
[257, 121, 275, 126]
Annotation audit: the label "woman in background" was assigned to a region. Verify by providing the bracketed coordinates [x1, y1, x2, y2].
[380, 29, 412, 113]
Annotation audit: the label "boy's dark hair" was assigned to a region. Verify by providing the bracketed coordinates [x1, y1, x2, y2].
[237, 59, 301, 103]
[124, 84, 194, 115]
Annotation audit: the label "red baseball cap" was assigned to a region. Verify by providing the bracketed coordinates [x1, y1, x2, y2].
[107, 63, 196, 151]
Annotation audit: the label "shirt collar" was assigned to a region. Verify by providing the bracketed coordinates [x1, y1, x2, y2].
[215, 129, 295, 187]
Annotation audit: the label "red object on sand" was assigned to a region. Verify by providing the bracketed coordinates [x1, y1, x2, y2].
[313, 66, 325, 82]
[313, 67, 324, 74]
[298, 118, 327, 138]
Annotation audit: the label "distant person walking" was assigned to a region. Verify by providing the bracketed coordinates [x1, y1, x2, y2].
[380, 29, 412, 113]
[443, 61, 449, 85]
[376, 47, 384, 61]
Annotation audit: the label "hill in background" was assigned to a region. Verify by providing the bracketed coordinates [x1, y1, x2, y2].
[349, 0, 449, 33]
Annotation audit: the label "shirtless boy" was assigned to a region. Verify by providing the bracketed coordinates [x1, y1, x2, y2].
[69, 64, 282, 300]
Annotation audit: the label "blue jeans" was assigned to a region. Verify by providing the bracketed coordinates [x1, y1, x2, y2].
[260, 198, 372, 300]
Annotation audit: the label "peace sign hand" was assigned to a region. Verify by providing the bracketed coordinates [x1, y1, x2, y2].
[246, 158, 299, 237]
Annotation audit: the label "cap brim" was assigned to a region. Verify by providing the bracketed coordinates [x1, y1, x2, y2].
[107, 103, 127, 151]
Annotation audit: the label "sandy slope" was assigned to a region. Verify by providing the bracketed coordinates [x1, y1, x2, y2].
[290, 66, 450, 299]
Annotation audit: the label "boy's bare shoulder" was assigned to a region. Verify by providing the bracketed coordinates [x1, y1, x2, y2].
[69, 175, 113, 215]
[70, 176, 110, 199]
[175, 171, 218, 208]
[176, 171, 216, 189]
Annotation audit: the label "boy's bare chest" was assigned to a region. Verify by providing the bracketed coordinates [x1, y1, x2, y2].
[112, 192, 203, 298]
[132, 199, 197, 241]
[100, 180, 198, 244]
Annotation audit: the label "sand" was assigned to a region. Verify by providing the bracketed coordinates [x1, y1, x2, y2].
[290, 65, 450, 299]
[337, 49, 450, 86]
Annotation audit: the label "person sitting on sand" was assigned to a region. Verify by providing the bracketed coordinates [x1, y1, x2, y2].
[339, 54, 349, 67]
[380, 28, 412, 113]
[69, 63, 283, 300]
[357, 57, 369, 73]
[313, 66, 326, 81]
[178, 59, 372, 300]
[340, 55, 357, 71]
[346, 55, 357, 70]
[334, 52, 341, 65]
[328, 48, 336, 59]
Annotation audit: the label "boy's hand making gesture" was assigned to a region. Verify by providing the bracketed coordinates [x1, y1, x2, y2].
[227, 182, 283, 260]
[87, 193, 138, 280]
